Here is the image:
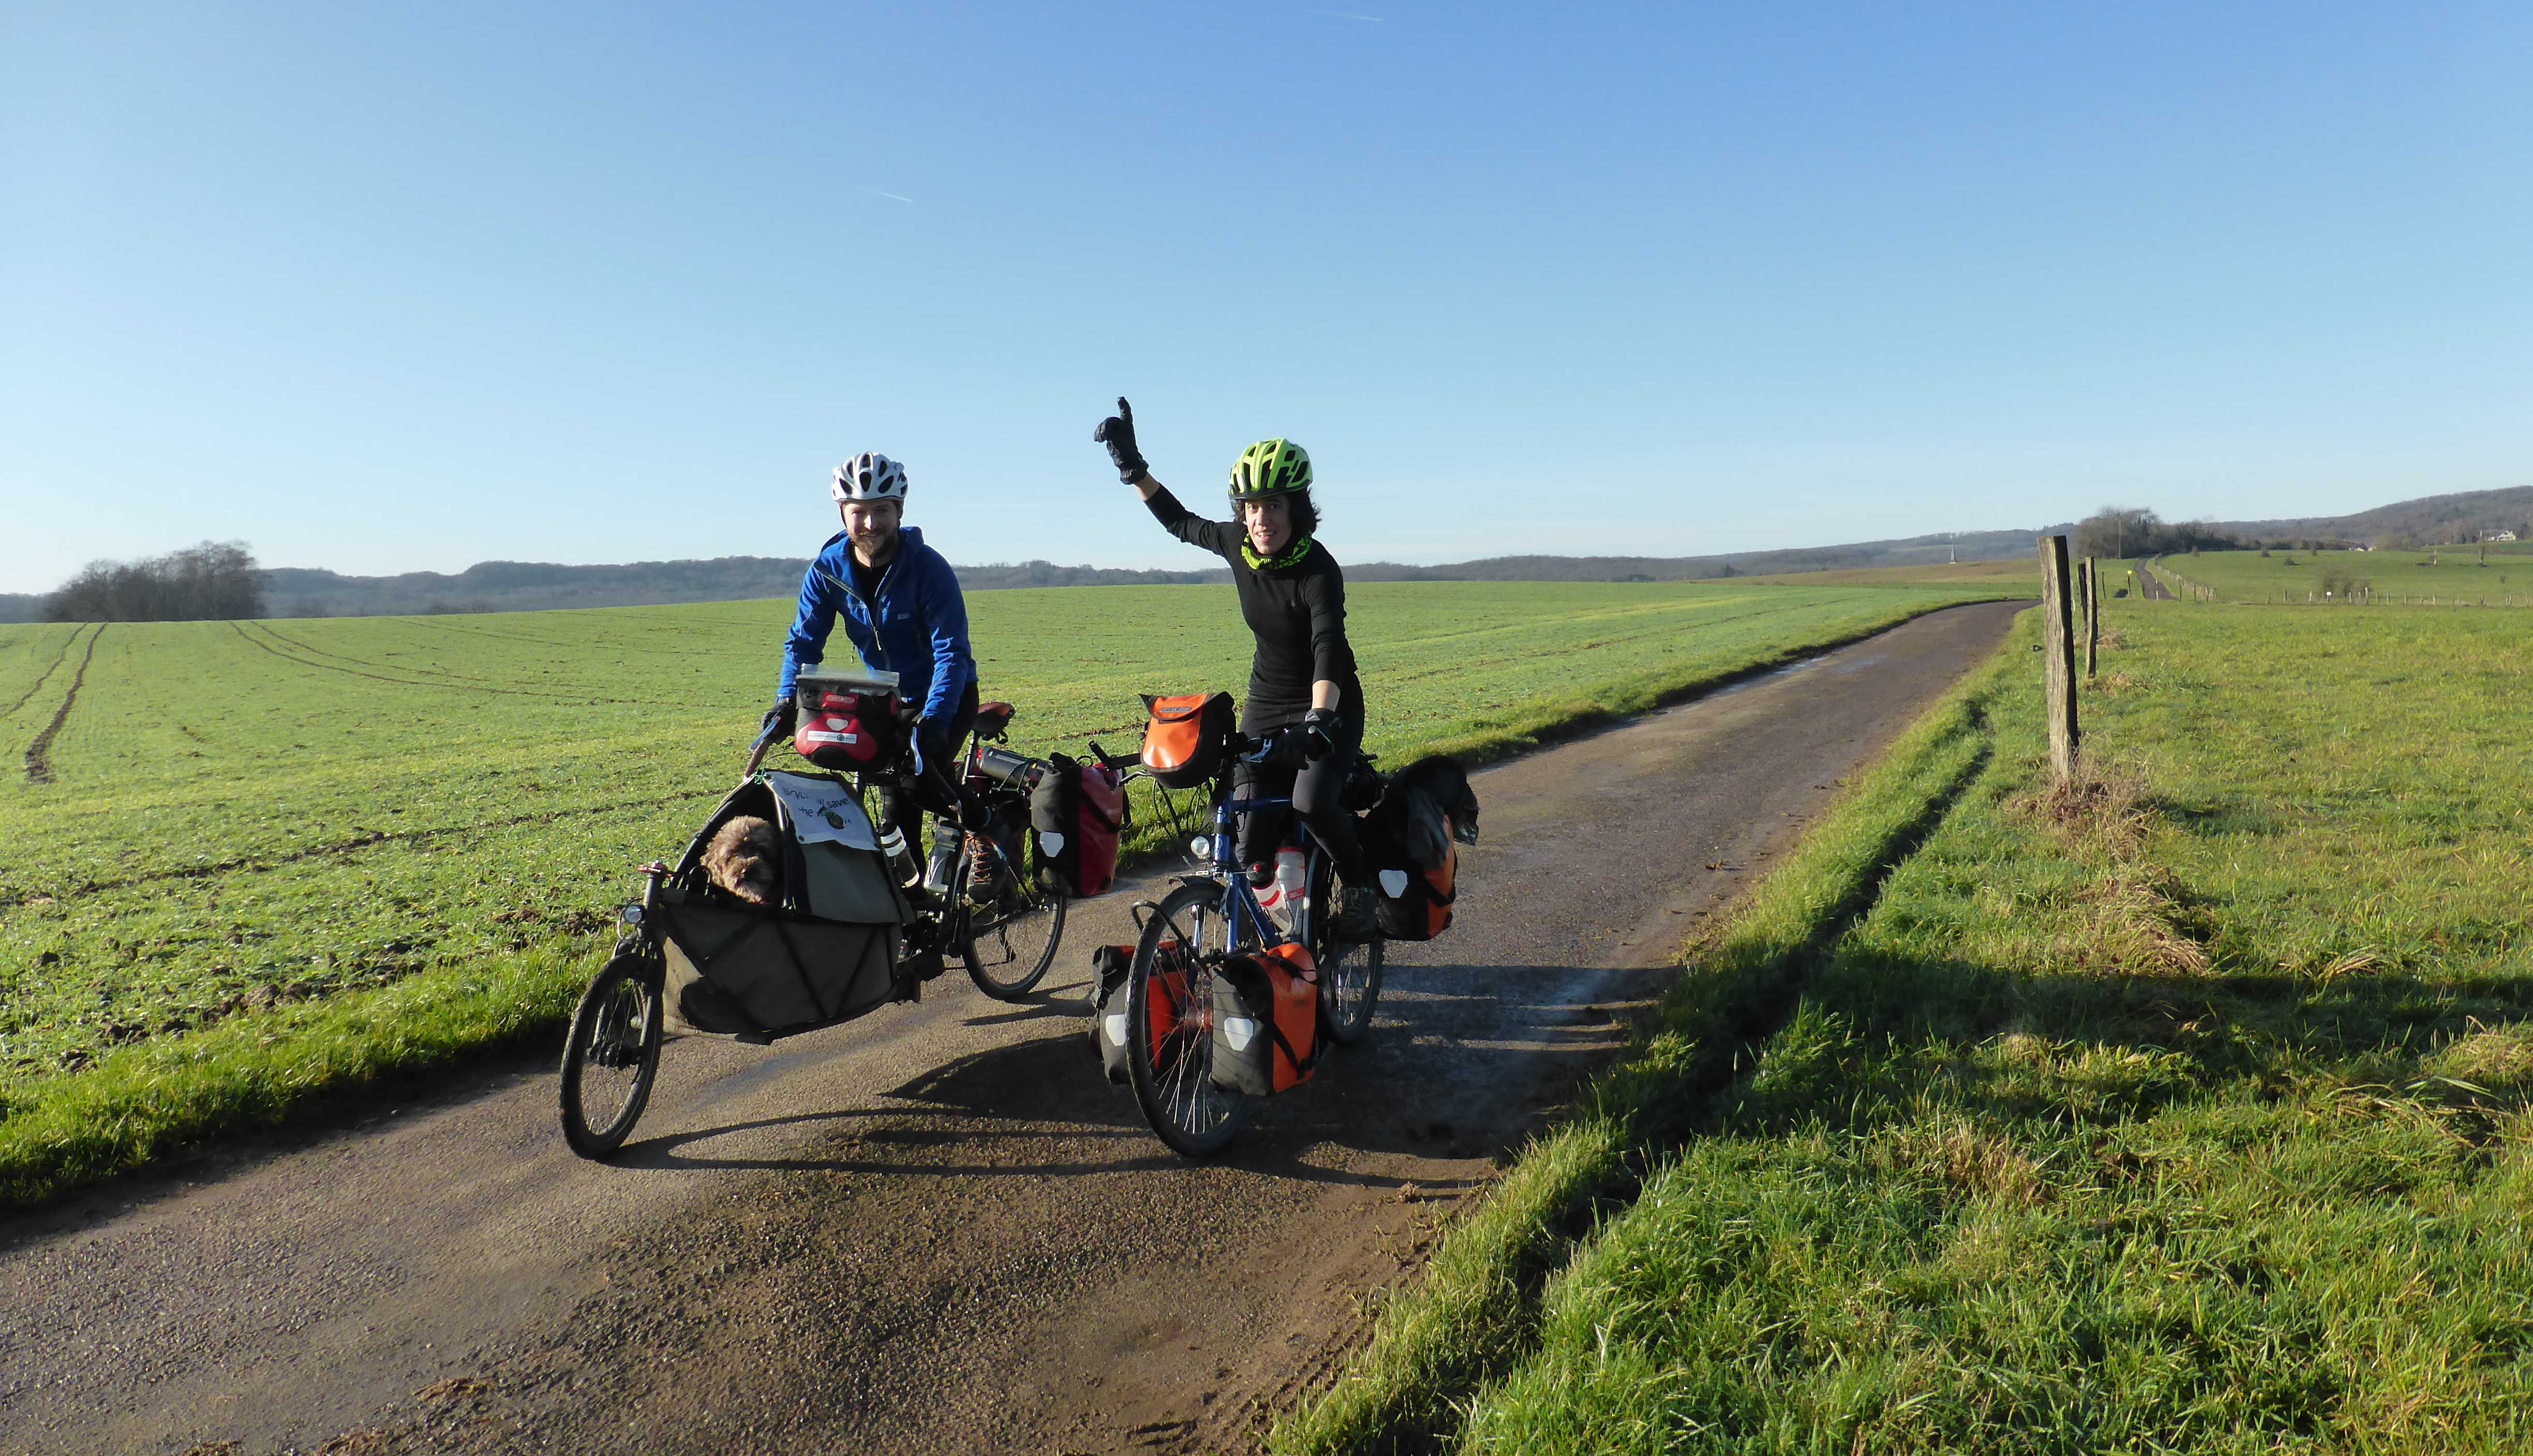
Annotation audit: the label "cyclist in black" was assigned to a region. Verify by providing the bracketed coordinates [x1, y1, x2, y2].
[1094, 398, 1372, 929]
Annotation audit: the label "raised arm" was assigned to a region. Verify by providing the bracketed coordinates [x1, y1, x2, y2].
[1097, 396, 1241, 559]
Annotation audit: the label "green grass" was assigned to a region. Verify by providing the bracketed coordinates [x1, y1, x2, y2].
[0, 579, 2006, 1207]
[1313, 599, 2533, 1454]
[2153, 545, 2533, 606]
[1272, 627, 2012, 1455]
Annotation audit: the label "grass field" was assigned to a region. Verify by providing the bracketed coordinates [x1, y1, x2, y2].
[2153, 545, 2533, 605]
[1283, 597, 2533, 1454]
[1741, 556, 2044, 591]
[0, 578, 2006, 1205]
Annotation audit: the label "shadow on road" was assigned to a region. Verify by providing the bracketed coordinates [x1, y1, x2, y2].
[613, 961, 1644, 1195]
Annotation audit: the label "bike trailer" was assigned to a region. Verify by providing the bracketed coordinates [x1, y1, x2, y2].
[1139, 692, 1234, 789]
[1208, 942, 1320, 1097]
[653, 771, 914, 1040]
[1031, 753, 1128, 896]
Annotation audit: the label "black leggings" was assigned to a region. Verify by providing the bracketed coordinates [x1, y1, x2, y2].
[1232, 701, 1366, 880]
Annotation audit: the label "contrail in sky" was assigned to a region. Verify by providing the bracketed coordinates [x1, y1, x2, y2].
[1312, 9, 1384, 20]
[858, 186, 914, 203]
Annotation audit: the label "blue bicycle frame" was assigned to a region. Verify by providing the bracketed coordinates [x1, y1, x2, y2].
[1185, 730, 1329, 956]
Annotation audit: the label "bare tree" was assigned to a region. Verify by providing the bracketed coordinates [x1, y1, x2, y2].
[41, 541, 267, 622]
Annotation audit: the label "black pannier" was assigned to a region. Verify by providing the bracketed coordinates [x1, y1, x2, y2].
[1029, 753, 1127, 896]
[1359, 757, 1474, 942]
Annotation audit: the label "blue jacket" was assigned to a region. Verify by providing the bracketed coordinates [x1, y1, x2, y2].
[778, 526, 976, 727]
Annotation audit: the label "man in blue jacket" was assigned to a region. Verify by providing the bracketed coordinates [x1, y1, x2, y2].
[765, 452, 978, 892]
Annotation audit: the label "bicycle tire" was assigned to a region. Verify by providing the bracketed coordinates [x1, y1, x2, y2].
[1310, 855, 1383, 1044]
[962, 832, 1069, 999]
[1125, 881, 1254, 1157]
[559, 952, 664, 1159]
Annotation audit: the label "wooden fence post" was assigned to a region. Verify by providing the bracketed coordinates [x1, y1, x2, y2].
[2039, 534, 2080, 782]
[2084, 556, 2099, 678]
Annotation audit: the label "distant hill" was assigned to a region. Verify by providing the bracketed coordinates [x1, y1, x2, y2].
[2209, 485, 2533, 548]
[233, 528, 2061, 617]
[9, 485, 2520, 622]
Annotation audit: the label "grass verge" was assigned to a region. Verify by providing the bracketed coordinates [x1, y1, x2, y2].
[0, 940, 603, 1211]
[1270, 618, 2020, 1455]
[1384, 600, 2533, 1453]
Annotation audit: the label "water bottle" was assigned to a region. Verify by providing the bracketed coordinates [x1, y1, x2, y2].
[877, 821, 920, 888]
[1273, 848, 1307, 932]
[923, 816, 962, 895]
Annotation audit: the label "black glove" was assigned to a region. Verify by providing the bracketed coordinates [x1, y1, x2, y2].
[914, 717, 956, 777]
[760, 699, 797, 743]
[1300, 707, 1344, 761]
[1094, 396, 1149, 485]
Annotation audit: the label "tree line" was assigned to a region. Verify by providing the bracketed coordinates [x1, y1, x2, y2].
[41, 541, 267, 622]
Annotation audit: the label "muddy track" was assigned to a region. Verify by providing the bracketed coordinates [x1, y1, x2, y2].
[2, 603, 2026, 1456]
[224, 621, 643, 705]
[21, 625, 103, 786]
[1, 623, 89, 725]
[0, 786, 729, 913]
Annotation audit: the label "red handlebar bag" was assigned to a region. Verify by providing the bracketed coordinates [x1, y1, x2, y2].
[1140, 692, 1234, 789]
[797, 690, 902, 771]
[1208, 942, 1320, 1097]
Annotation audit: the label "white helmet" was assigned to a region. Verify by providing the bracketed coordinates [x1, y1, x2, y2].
[830, 452, 909, 505]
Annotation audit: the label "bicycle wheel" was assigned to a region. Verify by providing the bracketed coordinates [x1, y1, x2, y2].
[962, 830, 1069, 999]
[1126, 880, 1254, 1157]
[1310, 854, 1383, 1044]
[559, 952, 664, 1159]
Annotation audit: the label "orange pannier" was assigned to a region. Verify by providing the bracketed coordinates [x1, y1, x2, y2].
[1207, 941, 1320, 1096]
[1139, 692, 1235, 789]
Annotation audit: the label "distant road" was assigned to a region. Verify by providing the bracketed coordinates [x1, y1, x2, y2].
[2137, 558, 2177, 601]
[3, 603, 2027, 1456]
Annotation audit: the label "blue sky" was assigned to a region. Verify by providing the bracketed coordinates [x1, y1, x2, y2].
[4, 2, 2527, 592]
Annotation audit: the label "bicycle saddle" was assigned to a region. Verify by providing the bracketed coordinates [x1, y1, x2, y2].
[974, 700, 1017, 741]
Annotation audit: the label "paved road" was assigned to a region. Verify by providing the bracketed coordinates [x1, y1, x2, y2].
[0, 601, 2025, 1456]
[2137, 559, 2176, 600]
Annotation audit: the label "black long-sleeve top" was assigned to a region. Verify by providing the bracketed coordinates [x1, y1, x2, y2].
[1145, 486, 1363, 728]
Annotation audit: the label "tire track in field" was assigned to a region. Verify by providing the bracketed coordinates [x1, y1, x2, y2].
[22, 625, 104, 786]
[252, 621, 601, 695]
[2, 623, 89, 724]
[0, 785, 728, 911]
[225, 622, 639, 704]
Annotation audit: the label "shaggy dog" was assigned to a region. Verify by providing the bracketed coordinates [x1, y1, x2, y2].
[1389, 755, 1481, 862]
[702, 815, 784, 907]
[1367, 755, 1481, 872]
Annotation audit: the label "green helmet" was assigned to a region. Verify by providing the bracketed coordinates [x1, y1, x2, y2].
[1228, 438, 1313, 502]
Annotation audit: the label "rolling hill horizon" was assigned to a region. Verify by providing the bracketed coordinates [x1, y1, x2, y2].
[6, 485, 2525, 621]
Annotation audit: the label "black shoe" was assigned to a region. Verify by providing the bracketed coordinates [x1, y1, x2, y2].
[1331, 881, 1379, 941]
